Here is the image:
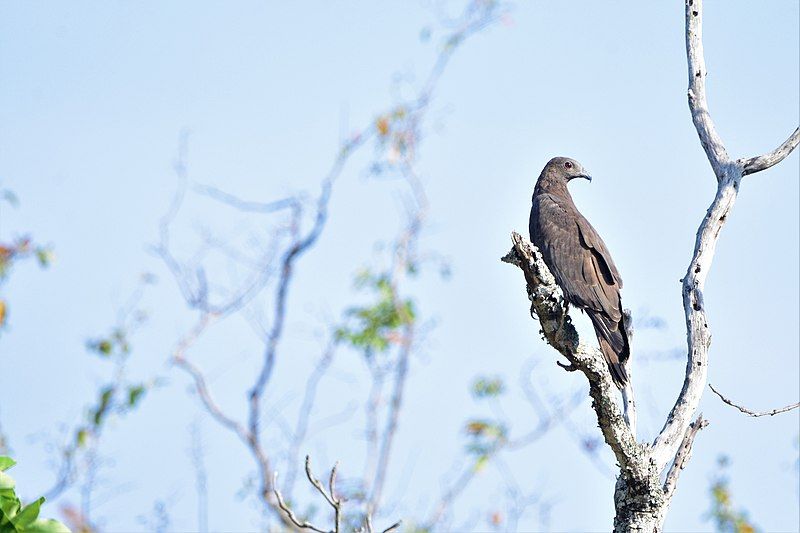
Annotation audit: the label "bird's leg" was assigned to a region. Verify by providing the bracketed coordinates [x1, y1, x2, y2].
[557, 298, 570, 331]
[553, 298, 579, 372]
[556, 359, 579, 372]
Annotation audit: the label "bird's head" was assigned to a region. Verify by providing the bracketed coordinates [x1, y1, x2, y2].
[543, 156, 592, 183]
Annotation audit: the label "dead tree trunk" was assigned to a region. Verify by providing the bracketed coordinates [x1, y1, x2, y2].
[503, 1, 799, 530]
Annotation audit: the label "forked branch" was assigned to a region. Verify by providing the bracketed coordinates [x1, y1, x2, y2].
[273, 456, 401, 533]
[651, 0, 799, 472]
[505, 3, 796, 530]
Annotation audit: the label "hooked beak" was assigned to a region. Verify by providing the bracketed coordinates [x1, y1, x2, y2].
[572, 172, 592, 182]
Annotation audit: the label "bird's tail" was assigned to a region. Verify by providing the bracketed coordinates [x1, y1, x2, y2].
[588, 311, 630, 389]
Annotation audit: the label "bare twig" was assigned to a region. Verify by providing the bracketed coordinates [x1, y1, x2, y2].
[367, 322, 414, 514]
[379, 520, 402, 533]
[709, 384, 800, 417]
[360, 515, 402, 533]
[663, 414, 708, 501]
[273, 472, 329, 533]
[284, 340, 339, 495]
[189, 422, 209, 533]
[194, 182, 300, 214]
[172, 314, 248, 439]
[276, 457, 401, 533]
[304, 456, 339, 511]
[424, 383, 582, 529]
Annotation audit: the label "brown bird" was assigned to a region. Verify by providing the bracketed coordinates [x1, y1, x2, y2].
[529, 157, 630, 388]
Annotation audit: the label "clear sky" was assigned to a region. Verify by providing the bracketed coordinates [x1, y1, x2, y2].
[1, 1, 798, 532]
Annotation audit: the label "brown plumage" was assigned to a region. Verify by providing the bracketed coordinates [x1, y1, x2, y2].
[529, 156, 630, 388]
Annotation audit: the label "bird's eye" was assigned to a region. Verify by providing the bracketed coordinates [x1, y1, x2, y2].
[564, 161, 573, 169]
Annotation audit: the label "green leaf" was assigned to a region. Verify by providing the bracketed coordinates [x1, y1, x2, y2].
[0, 458, 68, 533]
[473, 455, 489, 473]
[0, 471, 15, 491]
[92, 387, 115, 427]
[34, 249, 54, 268]
[75, 429, 88, 448]
[24, 518, 71, 532]
[97, 340, 112, 355]
[471, 377, 505, 398]
[12, 497, 43, 529]
[0, 490, 20, 521]
[127, 385, 145, 408]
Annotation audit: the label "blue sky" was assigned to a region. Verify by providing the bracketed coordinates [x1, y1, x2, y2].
[1, 1, 798, 531]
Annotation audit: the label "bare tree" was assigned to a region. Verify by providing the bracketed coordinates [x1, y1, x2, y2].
[153, 2, 530, 529]
[503, 1, 798, 531]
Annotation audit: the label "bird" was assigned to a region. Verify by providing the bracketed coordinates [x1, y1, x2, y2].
[529, 156, 630, 388]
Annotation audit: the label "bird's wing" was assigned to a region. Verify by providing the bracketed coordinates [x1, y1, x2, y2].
[574, 213, 623, 289]
[532, 194, 622, 322]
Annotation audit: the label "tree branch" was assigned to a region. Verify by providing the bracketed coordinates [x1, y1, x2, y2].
[709, 384, 800, 417]
[501, 232, 642, 475]
[274, 457, 401, 533]
[284, 340, 339, 495]
[155, 2, 508, 528]
[739, 127, 800, 176]
[662, 414, 708, 501]
[652, 0, 798, 472]
[273, 471, 329, 533]
[621, 377, 637, 439]
[503, 1, 796, 530]
[684, 0, 730, 178]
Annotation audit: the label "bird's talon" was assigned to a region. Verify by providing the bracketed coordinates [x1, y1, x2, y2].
[556, 360, 579, 372]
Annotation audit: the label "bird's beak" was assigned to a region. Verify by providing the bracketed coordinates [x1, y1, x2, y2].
[576, 172, 592, 182]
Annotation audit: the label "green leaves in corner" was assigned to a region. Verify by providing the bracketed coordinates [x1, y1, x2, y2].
[0, 457, 70, 533]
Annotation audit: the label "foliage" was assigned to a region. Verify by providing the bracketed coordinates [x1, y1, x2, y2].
[336, 270, 415, 357]
[74, 325, 152, 449]
[463, 419, 507, 462]
[0, 237, 53, 331]
[707, 456, 759, 533]
[0, 188, 54, 331]
[372, 106, 416, 172]
[471, 376, 505, 398]
[0, 457, 69, 532]
[85, 328, 130, 358]
[464, 376, 507, 469]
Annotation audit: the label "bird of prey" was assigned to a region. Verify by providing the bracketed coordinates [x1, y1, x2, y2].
[529, 157, 630, 388]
